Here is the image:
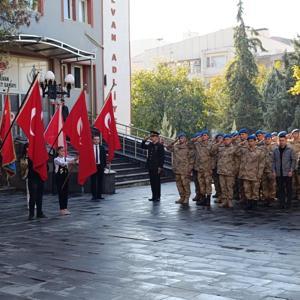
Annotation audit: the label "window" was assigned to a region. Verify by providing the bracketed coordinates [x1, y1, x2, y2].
[74, 66, 82, 88]
[64, 0, 72, 20]
[79, 0, 87, 23]
[191, 59, 201, 74]
[206, 55, 227, 69]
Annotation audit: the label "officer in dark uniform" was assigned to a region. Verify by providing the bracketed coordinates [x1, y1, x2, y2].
[141, 131, 165, 202]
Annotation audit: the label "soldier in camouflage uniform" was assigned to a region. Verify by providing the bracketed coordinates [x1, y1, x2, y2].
[256, 130, 265, 147]
[167, 133, 195, 206]
[261, 133, 276, 205]
[236, 134, 265, 210]
[212, 133, 223, 201]
[190, 132, 202, 202]
[212, 134, 237, 208]
[194, 130, 213, 207]
[289, 129, 300, 201]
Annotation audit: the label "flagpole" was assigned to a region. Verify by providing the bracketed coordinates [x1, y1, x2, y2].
[0, 73, 39, 152]
[94, 83, 116, 120]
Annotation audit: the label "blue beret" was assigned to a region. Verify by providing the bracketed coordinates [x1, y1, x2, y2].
[177, 132, 186, 138]
[278, 131, 287, 138]
[215, 133, 224, 138]
[202, 130, 209, 135]
[292, 129, 300, 134]
[271, 132, 278, 136]
[255, 130, 264, 136]
[231, 130, 239, 137]
[223, 134, 232, 139]
[265, 133, 272, 139]
[191, 131, 200, 138]
[247, 134, 256, 141]
[238, 128, 248, 134]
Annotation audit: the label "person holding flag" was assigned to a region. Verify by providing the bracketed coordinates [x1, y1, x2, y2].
[15, 76, 49, 220]
[0, 95, 17, 178]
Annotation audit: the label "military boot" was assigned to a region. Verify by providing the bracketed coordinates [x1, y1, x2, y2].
[196, 195, 206, 206]
[175, 198, 184, 204]
[206, 195, 211, 208]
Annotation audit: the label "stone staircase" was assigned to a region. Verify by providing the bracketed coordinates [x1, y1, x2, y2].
[111, 154, 174, 189]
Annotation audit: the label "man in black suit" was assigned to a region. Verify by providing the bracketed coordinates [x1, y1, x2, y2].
[61, 99, 69, 122]
[91, 135, 107, 200]
[141, 131, 165, 202]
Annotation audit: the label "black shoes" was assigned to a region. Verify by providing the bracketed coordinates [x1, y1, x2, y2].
[37, 213, 47, 219]
[28, 215, 34, 221]
[149, 198, 160, 202]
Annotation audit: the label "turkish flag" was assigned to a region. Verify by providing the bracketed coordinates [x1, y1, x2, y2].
[44, 105, 67, 152]
[0, 95, 17, 175]
[63, 90, 96, 185]
[94, 93, 121, 162]
[16, 78, 48, 181]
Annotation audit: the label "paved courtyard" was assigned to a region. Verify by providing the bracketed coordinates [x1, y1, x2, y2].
[0, 182, 300, 300]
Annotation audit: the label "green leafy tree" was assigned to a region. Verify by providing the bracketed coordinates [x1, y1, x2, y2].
[0, 0, 39, 40]
[226, 0, 264, 131]
[263, 36, 300, 131]
[131, 64, 206, 135]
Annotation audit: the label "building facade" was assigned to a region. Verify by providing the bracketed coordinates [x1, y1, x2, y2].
[0, 0, 131, 128]
[132, 28, 294, 82]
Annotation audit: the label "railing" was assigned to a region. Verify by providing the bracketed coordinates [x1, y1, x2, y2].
[114, 123, 173, 168]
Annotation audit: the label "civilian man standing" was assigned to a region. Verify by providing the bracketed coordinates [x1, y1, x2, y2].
[142, 131, 165, 202]
[272, 131, 296, 209]
[91, 135, 107, 200]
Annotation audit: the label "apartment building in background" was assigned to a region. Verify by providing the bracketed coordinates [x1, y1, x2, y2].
[132, 28, 294, 82]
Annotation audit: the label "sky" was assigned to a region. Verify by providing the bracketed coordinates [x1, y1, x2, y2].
[130, 0, 300, 43]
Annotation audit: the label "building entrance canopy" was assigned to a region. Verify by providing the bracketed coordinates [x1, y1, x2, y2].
[0, 34, 96, 62]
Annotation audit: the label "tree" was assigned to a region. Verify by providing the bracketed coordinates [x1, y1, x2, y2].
[205, 73, 232, 132]
[0, 0, 38, 40]
[262, 36, 300, 131]
[290, 66, 300, 95]
[131, 64, 206, 135]
[225, 0, 264, 131]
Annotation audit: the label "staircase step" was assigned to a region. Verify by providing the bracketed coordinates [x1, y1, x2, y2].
[115, 178, 150, 188]
[115, 172, 149, 182]
[113, 167, 143, 174]
[111, 162, 140, 169]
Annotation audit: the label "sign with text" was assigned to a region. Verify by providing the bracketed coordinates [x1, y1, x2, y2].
[103, 0, 131, 126]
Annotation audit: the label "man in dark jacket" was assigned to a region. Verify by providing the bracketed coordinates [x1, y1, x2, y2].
[141, 131, 165, 202]
[91, 135, 107, 200]
[272, 131, 296, 208]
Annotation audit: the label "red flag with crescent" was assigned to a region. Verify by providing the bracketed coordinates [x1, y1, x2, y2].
[94, 93, 121, 162]
[16, 78, 48, 181]
[63, 90, 96, 185]
[0, 95, 17, 176]
[44, 105, 67, 152]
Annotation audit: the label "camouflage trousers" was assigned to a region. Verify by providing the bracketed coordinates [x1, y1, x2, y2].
[192, 170, 201, 198]
[219, 175, 235, 203]
[293, 172, 300, 200]
[212, 168, 221, 196]
[197, 171, 212, 195]
[261, 173, 276, 200]
[243, 180, 260, 201]
[175, 174, 191, 201]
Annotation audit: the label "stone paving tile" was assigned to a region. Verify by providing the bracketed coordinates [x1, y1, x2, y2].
[1, 183, 300, 299]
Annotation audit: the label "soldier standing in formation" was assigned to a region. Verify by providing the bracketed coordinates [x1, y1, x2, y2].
[193, 130, 213, 208]
[167, 132, 194, 206]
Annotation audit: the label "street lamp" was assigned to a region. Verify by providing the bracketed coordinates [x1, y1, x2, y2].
[39, 70, 74, 117]
[39, 70, 74, 100]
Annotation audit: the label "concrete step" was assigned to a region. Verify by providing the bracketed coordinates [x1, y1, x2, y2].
[111, 162, 140, 169]
[113, 167, 143, 174]
[115, 172, 149, 182]
[116, 178, 150, 188]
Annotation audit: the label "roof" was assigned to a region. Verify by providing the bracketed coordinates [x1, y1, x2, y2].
[0, 34, 96, 62]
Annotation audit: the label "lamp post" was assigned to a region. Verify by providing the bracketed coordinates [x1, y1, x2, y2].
[39, 70, 74, 118]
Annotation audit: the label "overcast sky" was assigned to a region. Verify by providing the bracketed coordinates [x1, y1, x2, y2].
[130, 0, 300, 42]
